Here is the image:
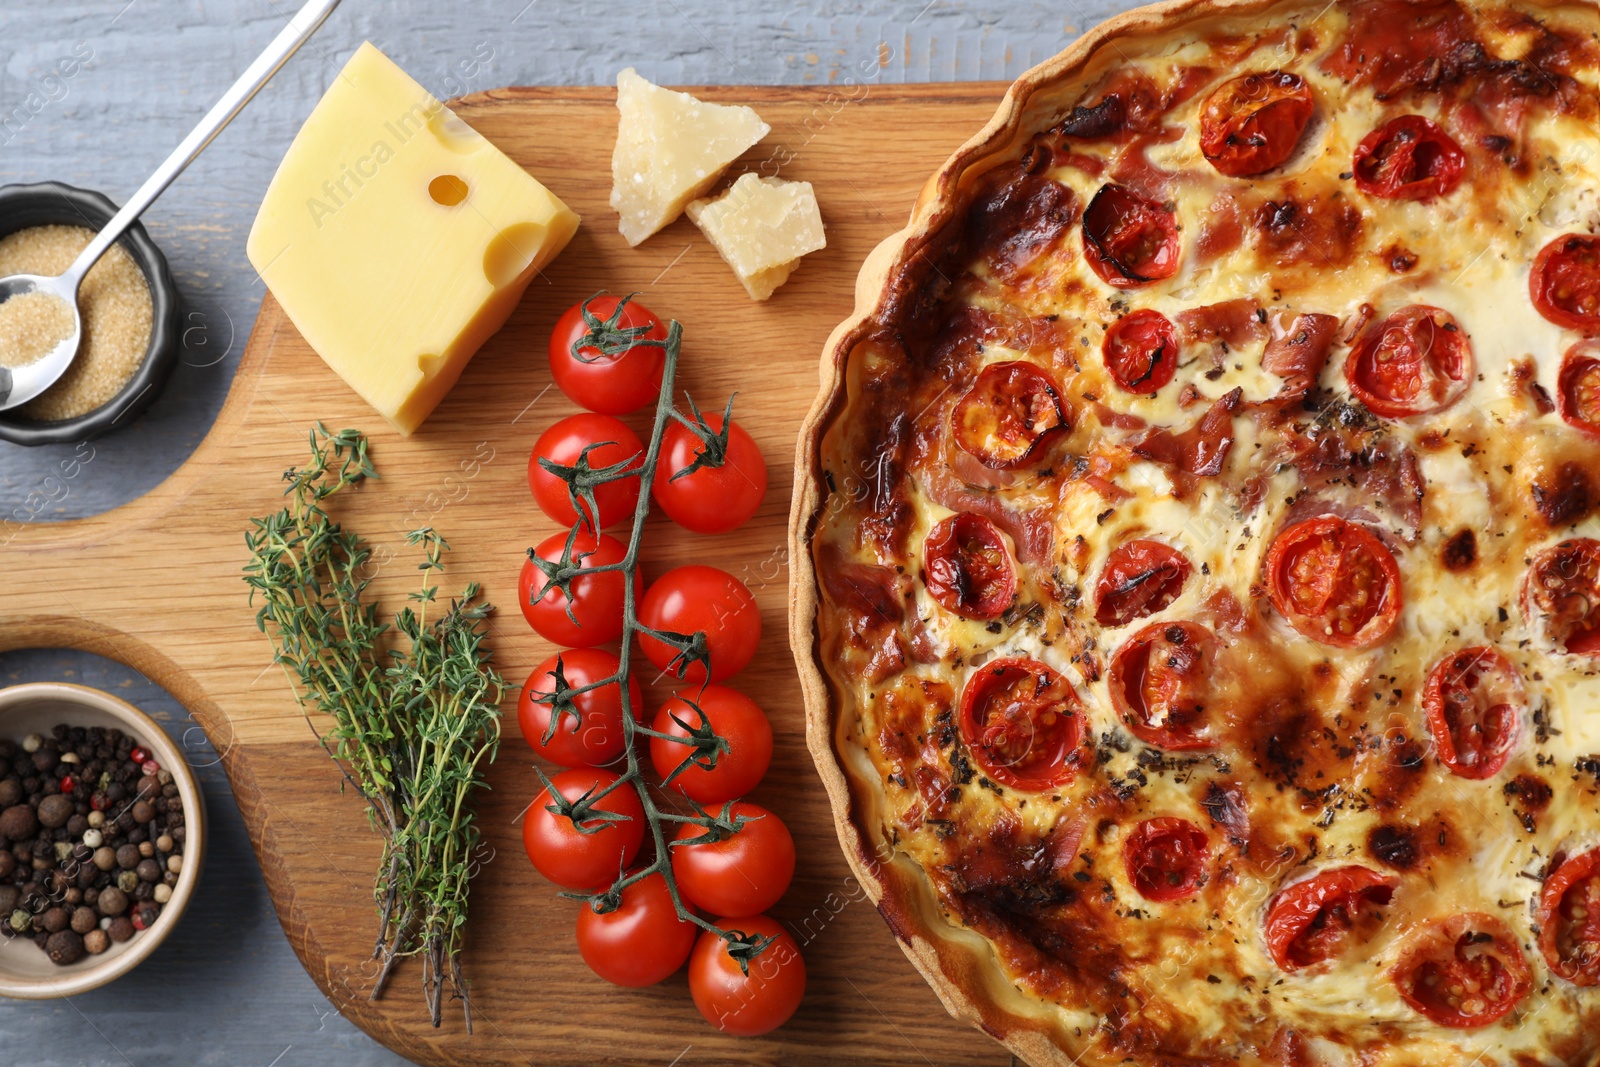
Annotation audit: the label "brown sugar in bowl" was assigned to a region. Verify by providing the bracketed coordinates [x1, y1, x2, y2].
[0, 181, 180, 447]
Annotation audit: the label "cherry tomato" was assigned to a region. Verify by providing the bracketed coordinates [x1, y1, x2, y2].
[1421, 646, 1523, 780]
[1392, 913, 1531, 1028]
[1531, 234, 1600, 333]
[949, 361, 1068, 469]
[1521, 538, 1600, 655]
[1094, 539, 1191, 628]
[1081, 183, 1181, 288]
[1344, 305, 1473, 419]
[1108, 621, 1216, 750]
[1264, 866, 1397, 972]
[1265, 516, 1401, 649]
[1557, 344, 1600, 436]
[688, 915, 806, 1036]
[575, 870, 697, 987]
[959, 657, 1085, 791]
[1198, 70, 1315, 177]
[638, 566, 760, 684]
[923, 513, 1017, 620]
[528, 413, 643, 531]
[549, 294, 667, 415]
[1123, 817, 1209, 903]
[1102, 309, 1179, 395]
[517, 649, 643, 768]
[522, 768, 645, 890]
[650, 685, 773, 804]
[671, 801, 795, 916]
[519, 530, 640, 647]
[652, 408, 767, 534]
[1537, 847, 1600, 986]
[1352, 115, 1466, 201]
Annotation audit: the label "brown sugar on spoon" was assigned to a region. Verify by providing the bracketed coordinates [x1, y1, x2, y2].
[0, 225, 152, 421]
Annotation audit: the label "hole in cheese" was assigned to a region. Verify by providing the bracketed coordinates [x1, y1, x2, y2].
[416, 352, 444, 378]
[429, 174, 469, 206]
[427, 109, 480, 155]
[483, 222, 546, 287]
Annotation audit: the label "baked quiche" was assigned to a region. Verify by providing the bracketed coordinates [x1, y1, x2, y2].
[792, 0, 1600, 1064]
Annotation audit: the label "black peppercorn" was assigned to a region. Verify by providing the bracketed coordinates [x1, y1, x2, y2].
[114, 845, 139, 870]
[0, 779, 19, 807]
[45, 929, 84, 965]
[95, 886, 128, 917]
[0, 805, 37, 841]
[69, 906, 96, 934]
[37, 794, 73, 830]
[135, 858, 162, 884]
[106, 916, 133, 943]
[39, 906, 68, 933]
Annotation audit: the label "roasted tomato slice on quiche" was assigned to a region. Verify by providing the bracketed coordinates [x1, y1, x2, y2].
[1421, 647, 1524, 780]
[958, 657, 1085, 791]
[949, 360, 1068, 468]
[1198, 70, 1315, 177]
[1265, 866, 1398, 972]
[1532, 234, 1600, 333]
[1108, 621, 1216, 750]
[1352, 115, 1466, 201]
[1102, 308, 1179, 394]
[1265, 516, 1401, 648]
[1093, 539, 1191, 627]
[1557, 345, 1600, 437]
[1393, 913, 1532, 1029]
[1539, 848, 1600, 987]
[1080, 183, 1181, 287]
[1344, 305, 1473, 418]
[1123, 817, 1210, 902]
[922, 512, 1017, 620]
[1522, 538, 1600, 655]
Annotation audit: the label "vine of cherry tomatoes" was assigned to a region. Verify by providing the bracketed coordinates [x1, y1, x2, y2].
[516, 293, 801, 1036]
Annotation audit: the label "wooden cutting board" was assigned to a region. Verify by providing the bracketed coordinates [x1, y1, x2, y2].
[0, 85, 1019, 1066]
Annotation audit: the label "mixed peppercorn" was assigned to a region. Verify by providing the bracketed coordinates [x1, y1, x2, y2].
[0, 724, 187, 965]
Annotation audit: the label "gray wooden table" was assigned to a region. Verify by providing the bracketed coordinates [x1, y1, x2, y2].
[0, 1, 1130, 1062]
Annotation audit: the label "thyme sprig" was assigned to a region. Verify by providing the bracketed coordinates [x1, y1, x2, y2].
[530, 295, 774, 972]
[243, 426, 506, 1031]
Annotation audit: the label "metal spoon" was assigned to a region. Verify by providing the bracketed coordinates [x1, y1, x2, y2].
[0, 0, 342, 411]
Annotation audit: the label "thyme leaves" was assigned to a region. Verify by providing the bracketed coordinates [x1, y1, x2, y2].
[244, 426, 504, 1031]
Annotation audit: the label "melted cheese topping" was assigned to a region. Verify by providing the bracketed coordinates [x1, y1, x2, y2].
[812, 2, 1600, 1065]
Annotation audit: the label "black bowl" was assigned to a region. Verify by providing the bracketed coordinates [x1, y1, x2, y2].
[0, 181, 181, 446]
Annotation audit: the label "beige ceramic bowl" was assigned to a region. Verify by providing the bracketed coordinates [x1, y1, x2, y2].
[0, 682, 205, 998]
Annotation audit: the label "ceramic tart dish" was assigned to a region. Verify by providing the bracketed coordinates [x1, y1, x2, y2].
[789, 1, 1600, 1065]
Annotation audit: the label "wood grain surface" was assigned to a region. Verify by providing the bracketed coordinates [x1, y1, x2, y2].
[0, 84, 1015, 1066]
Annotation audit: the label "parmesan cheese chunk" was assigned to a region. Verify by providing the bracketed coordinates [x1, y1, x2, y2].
[610, 68, 769, 247]
[686, 173, 826, 300]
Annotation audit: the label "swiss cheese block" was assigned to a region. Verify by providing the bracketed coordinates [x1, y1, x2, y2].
[686, 173, 825, 300]
[247, 42, 578, 435]
[610, 68, 769, 247]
